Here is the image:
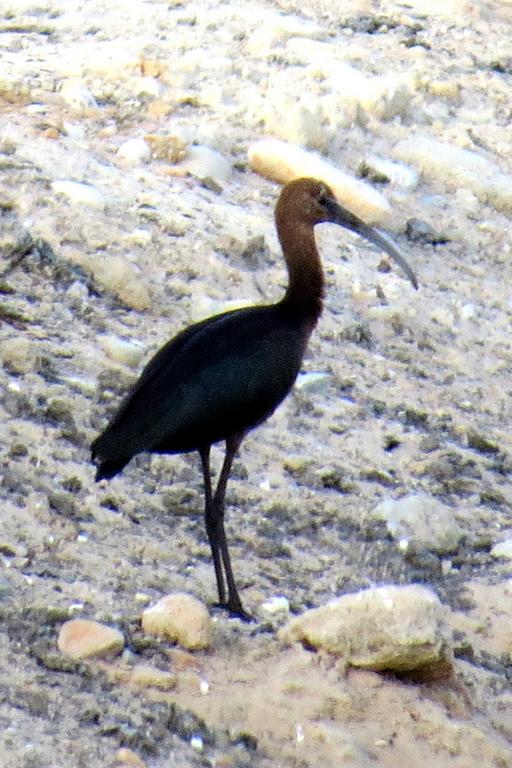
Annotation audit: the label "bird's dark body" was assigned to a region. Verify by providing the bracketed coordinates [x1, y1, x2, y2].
[91, 177, 417, 618]
[92, 303, 310, 480]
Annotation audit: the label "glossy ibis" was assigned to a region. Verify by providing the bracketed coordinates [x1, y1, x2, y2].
[92, 178, 417, 619]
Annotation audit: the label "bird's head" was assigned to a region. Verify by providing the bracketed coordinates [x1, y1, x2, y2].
[276, 177, 418, 289]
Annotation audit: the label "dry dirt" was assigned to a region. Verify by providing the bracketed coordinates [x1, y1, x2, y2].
[1, 0, 512, 766]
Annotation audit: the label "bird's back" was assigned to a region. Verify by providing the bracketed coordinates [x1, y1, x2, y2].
[92, 304, 309, 479]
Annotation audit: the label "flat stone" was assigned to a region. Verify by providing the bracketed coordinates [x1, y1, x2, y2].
[58, 619, 125, 660]
[130, 664, 176, 690]
[248, 139, 392, 225]
[142, 593, 212, 650]
[280, 584, 453, 675]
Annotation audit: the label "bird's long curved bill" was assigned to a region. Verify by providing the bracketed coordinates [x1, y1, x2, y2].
[328, 200, 418, 290]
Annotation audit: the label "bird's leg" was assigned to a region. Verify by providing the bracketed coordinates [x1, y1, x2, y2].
[211, 433, 252, 621]
[199, 445, 226, 606]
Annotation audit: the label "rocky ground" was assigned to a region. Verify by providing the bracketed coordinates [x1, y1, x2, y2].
[1, 0, 512, 766]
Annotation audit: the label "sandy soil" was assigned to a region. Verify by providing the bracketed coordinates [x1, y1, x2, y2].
[1, 0, 512, 766]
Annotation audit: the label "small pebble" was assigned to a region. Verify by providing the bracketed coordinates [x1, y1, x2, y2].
[190, 735, 204, 752]
[58, 619, 125, 660]
[100, 334, 145, 368]
[52, 180, 105, 210]
[60, 79, 98, 111]
[116, 748, 147, 767]
[491, 540, 512, 560]
[260, 596, 290, 615]
[181, 145, 232, 185]
[117, 138, 151, 167]
[142, 593, 212, 650]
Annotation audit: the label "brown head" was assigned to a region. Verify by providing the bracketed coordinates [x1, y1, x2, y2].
[275, 177, 418, 289]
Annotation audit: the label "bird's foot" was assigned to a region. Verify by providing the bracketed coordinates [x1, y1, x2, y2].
[214, 600, 254, 623]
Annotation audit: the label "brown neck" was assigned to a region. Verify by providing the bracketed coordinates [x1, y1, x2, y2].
[277, 220, 324, 321]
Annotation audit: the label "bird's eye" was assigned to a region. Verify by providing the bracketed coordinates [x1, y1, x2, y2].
[317, 186, 330, 206]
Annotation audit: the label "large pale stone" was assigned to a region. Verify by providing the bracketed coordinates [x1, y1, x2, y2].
[58, 619, 125, 660]
[373, 493, 463, 554]
[280, 584, 453, 674]
[248, 139, 391, 225]
[142, 593, 212, 650]
[394, 136, 512, 214]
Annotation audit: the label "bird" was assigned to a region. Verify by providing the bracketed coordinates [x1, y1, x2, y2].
[91, 177, 418, 620]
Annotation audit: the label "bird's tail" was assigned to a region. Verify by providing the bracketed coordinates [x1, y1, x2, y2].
[91, 436, 130, 481]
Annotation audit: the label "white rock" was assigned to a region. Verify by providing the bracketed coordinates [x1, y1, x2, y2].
[128, 76, 165, 98]
[460, 303, 477, 320]
[142, 593, 212, 650]
[491, 540, 512, 560]
[295, 372, 331, 392]
[100, 335, 145, 368]
[60, 79, 98, 111]
[260, 596, 290, 615]
[52, 180, 105, 210]
[124, 228, 152, 246]
[373, 493, 463, 554]
[62, 121, 86, 140]
[394, 136, 512, 214]
[190, 736, 203, 752]
[181, 145, 232, 185]
[280, 584, 453, 674]
[363, 156, 419, 190]
[248, 139, 391, 225]
[117, 138, 151, 167]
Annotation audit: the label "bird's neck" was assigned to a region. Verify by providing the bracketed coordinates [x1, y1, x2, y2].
[278, 222, 324, 321]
